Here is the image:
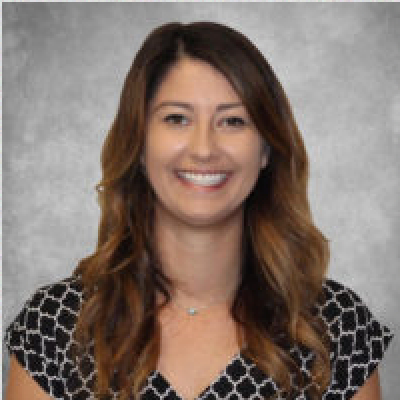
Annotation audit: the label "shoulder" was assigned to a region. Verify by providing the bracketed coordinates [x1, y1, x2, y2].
[318, 279, 391, 340]
[7, 275, 84, 342]
[318, 278, 369, 330]
[318, 278, 393, 349]
[5, 276, 84, 399]
[316, 278, 393, 397]
[28, 275, 83, 319]
[27, 275, 83, 311]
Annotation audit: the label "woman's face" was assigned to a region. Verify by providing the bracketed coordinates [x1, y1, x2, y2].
[143, 57, 268, 228]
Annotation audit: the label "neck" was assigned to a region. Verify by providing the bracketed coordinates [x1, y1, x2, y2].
[154, 204, 244, 308]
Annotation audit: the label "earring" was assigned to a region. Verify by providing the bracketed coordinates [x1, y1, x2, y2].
[261, 141, 270, 169]
[263, 140, 270, 155]
[140, 154, 146, 175]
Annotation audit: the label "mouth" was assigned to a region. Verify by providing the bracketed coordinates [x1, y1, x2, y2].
[175, 170, 232, 188]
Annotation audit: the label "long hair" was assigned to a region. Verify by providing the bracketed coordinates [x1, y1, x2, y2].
[74, 22, 331, 399]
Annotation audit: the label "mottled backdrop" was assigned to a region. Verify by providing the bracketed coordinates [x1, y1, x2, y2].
[3, 2, 399, 397]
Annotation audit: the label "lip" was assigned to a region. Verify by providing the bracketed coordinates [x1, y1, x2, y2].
[175, 170, 232, 191]
[176, 169, 232, 175]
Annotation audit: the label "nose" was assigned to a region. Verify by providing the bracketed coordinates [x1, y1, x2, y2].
[187, 119, 217, 162]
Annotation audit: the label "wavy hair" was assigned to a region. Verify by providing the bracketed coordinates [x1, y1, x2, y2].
[74, 22, 331, 399]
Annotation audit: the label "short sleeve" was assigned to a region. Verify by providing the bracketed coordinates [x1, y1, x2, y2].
[4, 278, 82, 399]
[321, 280, 394, 399]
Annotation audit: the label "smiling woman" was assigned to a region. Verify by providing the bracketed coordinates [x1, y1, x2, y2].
[5, 21, 393, 400]
[143, 57, 268, 226]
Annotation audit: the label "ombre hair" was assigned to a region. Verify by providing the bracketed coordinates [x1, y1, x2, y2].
[74, 22, 331, 399]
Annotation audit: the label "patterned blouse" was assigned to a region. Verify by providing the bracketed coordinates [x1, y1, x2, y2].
[5, 276, 393, 399]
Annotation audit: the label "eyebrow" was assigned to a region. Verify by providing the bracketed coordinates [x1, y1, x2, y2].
[151, 101, 244, 114]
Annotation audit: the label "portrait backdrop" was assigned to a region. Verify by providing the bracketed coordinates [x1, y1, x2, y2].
[3, 2, 399, 397]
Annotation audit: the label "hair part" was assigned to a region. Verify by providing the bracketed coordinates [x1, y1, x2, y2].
[74, 21, 331, 399]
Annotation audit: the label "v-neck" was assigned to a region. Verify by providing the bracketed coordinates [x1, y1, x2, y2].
[153, 349, 245, 399]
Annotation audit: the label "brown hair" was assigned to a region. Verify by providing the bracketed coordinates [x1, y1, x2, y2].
[74, 22, 331, 399]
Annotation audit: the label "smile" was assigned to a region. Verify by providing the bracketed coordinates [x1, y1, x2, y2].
[176, 171, 231, 188]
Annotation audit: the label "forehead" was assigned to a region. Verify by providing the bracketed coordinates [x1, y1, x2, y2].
[150, 57, 242, 108]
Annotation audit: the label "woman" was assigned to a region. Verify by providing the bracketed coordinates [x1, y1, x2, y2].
[5, 22, 393, 400]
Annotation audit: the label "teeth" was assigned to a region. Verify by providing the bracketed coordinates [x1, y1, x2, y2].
[178, 172, 228, 186]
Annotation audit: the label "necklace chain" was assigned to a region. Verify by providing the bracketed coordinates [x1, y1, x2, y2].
[171, 291, 235, 316]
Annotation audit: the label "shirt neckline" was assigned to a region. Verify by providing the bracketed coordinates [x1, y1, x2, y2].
[153, 349, 245, 399]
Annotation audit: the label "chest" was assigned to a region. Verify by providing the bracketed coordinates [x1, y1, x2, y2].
[156, 308, 244, 399]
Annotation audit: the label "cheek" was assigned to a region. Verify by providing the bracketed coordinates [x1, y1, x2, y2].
[231, 141, 264, 170]
[145, 138, 167, 168]
[145, 131, 185, 166]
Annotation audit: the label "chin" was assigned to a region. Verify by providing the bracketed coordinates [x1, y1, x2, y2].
[179, 208, 241, 228]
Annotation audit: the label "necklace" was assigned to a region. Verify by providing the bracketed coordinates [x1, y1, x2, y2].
[171, 291, 235, 316]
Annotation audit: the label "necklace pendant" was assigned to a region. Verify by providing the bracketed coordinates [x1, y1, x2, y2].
[188, 307, 198, 316]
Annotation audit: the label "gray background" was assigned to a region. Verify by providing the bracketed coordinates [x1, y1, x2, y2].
[2, 3, 399, 397]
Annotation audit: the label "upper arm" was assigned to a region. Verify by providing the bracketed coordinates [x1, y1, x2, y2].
[6, 355, 53, 400]
[351, 369, 381, 400]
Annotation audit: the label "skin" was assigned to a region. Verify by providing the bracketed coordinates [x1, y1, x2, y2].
[5, 56, 383, 399]
[6, 356, 52, 400]
[144, 56, 268, 309]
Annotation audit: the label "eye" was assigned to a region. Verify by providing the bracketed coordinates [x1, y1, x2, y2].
[163, 114, 189, 126]
[220, 116, 247, 128]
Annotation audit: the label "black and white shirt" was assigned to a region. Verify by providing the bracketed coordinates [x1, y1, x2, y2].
[5, 276, 393, 399]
